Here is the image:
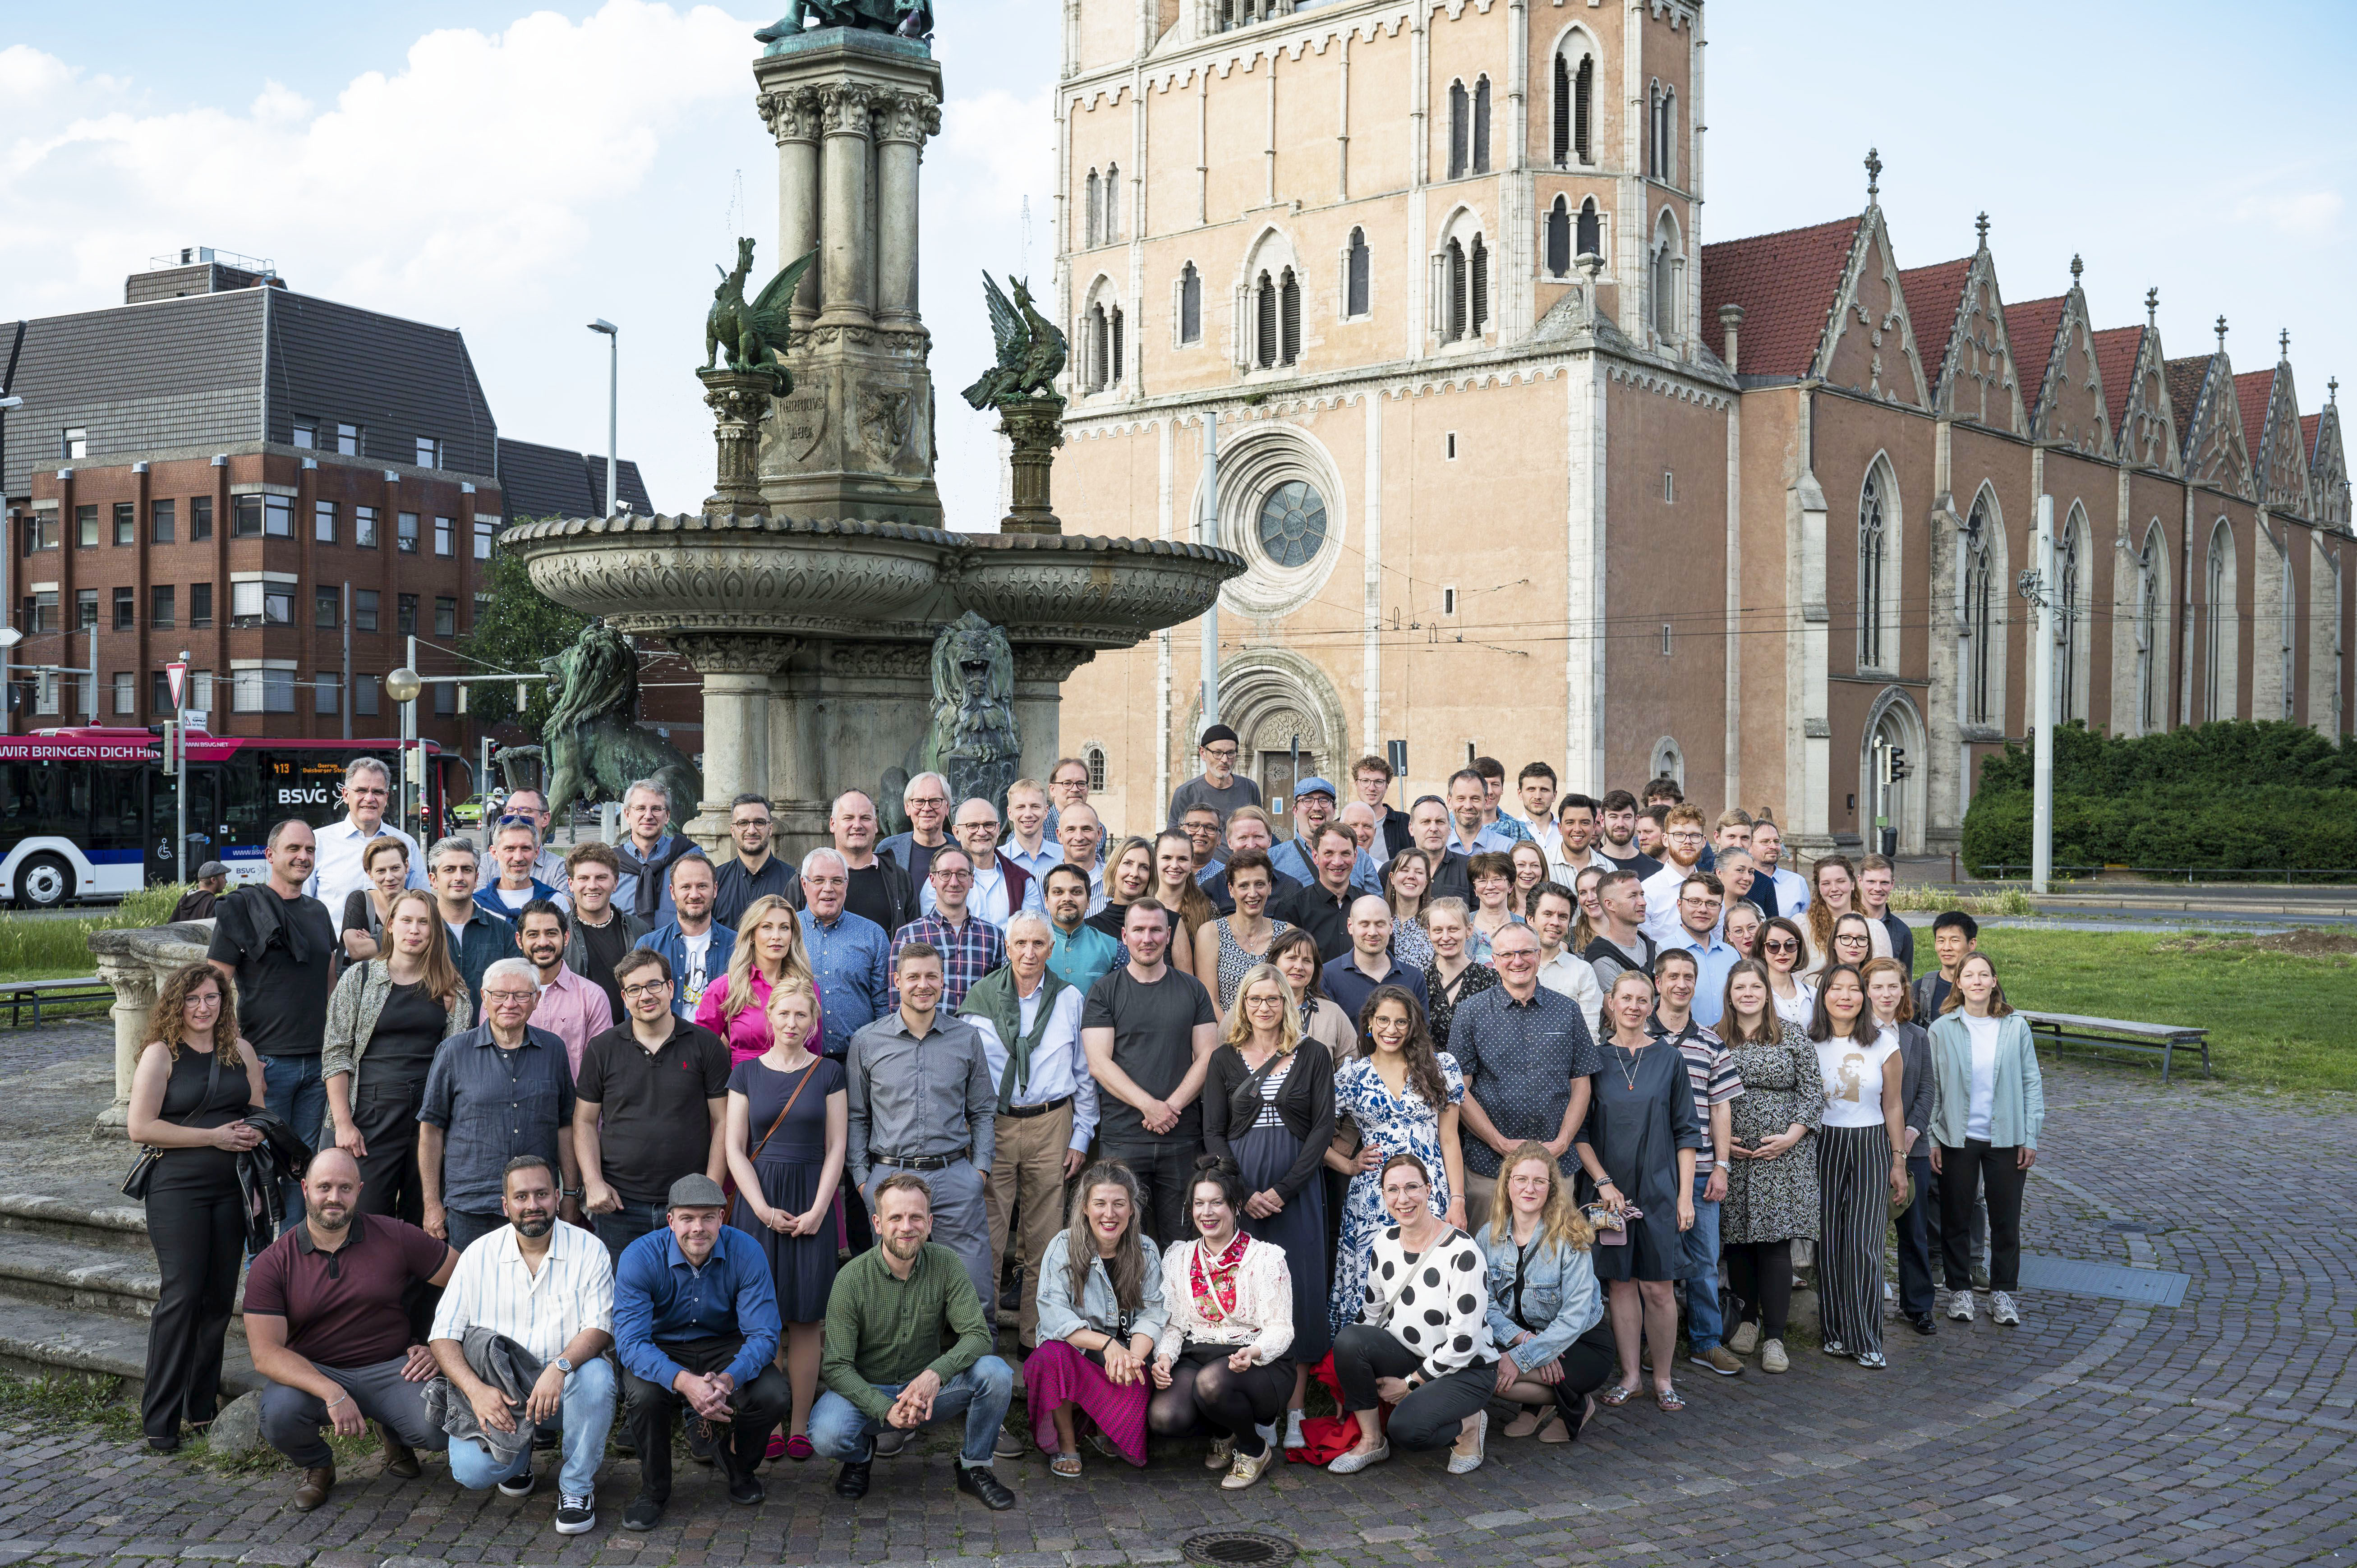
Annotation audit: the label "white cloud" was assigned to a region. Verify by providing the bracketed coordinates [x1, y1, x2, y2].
[2232, 189, 2344, 238]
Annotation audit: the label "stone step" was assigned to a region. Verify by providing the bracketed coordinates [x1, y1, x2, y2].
[0, 1233, 173, 1321]
[0, 1294, 261, 1397]
[0, 1191, 153, 1255]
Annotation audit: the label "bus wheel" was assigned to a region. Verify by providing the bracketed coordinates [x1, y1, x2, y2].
[15, 856, 69, 910]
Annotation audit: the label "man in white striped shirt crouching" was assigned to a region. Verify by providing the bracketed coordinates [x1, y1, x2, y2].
[428, 1156, 615, 1536]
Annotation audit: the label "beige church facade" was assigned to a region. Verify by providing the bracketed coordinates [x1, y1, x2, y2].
[1045, 0, 2354, 855]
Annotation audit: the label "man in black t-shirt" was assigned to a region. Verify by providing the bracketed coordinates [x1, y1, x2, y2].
[562, 842, 646, 1025]
[209, 820, 339, 1227]
[572, 947, 732, 1265]
[1079, 898, 1218, 1248]
[832, 790, 919, 937]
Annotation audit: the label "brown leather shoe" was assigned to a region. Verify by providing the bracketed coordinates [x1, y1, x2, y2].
[381, 1428, 421, 1480]
[292, 1464, 335, 1511]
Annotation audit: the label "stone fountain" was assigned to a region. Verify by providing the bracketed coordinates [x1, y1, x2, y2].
[499, 13, 1242, 851]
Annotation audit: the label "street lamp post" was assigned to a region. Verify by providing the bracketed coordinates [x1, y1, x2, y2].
[387, 662, 423, 840]
[587, 320, 618, 515]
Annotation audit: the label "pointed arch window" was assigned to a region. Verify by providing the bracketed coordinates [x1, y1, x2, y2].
[1859, 470, 1888, 669]
[1444, 238, 1468, 343]
[1087, 302, 1109, 391]
[1577, 198, 1601, 258]
[1278, 267, 1300, 365]
[1651, 214, 1681, 342]
[1965, 500, 1995, 726]
[2056, 516, 2085, 722]
[1469, 235, 1488, 336]
[1661, 90, 1677, 185]
[1179, 262, 1201, 345]
[1254, 270, 1278, 369]
[2135, 532, 2159, 735]
[1102, 164, 1120, 243]
[1647, 85, 1662, 178]
[1345, 228, 1370, 317]
[2205, 520, 2237, 721]
[1546, 197, 1571, 278]
[1083, 169, 1100, 248]
[1108, 304, 1124, 387]
[1552, 51, 1571, 167]
[1472, 76, 1492, 175]
[2279, 536, 2298, 718]
[1448, 81, 1469, 179]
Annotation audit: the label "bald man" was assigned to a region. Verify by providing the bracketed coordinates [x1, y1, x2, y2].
[1320, 894, 1431, 1024]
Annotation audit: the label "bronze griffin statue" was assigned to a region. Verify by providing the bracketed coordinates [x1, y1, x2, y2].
[961, 273, 1068, 411]
[704, 237, 815, 391]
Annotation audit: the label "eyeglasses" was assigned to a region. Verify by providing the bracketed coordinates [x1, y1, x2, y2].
[907, 796, 949, 809]
[1202, 746, 1239, 760]
[1241, 993, 1285, 1008]
[620, 979, 673, 998]
[934, 869, 974, 883]
[731, 816, 771, 828]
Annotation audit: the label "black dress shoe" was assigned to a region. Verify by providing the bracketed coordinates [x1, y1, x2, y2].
[956, 1465, 1017, 1511]
[727, 1469, 764, 1506]
[1910, 1313, 1939, 1337]
[834, 1459, 872, 1500]
[621, 1494, 664, 1532]
[145, 1434, 181, 1454]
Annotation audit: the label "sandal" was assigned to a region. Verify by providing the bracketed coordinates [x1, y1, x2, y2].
[1654, 1384, 1685, 1413]
[1597, 1384, 1635, 1407]
[1050, 1453, 1083, 1479]
[1502, 1406, 1545, 1439]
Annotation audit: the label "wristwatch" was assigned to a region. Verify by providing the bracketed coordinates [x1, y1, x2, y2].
[552, 1356, 574, 1376]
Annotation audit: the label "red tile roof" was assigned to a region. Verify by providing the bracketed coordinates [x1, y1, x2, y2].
[2004, 296, 2067, 413]
[1896, 258, 1972, 396]
[2302, 412, 2323, 465]
[2164, 356, 2212, 446]
[2233, 369, 2274, 466]
[1700, 215, 1860, 377]
[2090, 326, 2143, 433]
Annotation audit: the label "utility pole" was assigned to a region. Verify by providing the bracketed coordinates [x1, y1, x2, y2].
[1198, 411, 1221, 732]
[2021, 495, 2057, 894]
[341, 582, 352, 740]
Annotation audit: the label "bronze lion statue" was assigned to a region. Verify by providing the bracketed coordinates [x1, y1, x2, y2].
[879, 612, 1022, 832]
[539, 621, 704, 824]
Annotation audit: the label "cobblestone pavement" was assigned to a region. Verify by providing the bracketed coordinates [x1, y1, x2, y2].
[1, 1058, 2352, 1567]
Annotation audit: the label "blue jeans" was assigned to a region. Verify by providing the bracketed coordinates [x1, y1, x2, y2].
[594, 1200, 668, 1269]
[261, 1053, 326, 1235]
[447, 1357, 614, 1497]
[808, 1357, 1014, 1468]
[1681, 1171, 1724, 1352]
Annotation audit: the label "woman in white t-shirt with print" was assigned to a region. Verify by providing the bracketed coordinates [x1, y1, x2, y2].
[1926, 953, 2044, 1329]
[1807, 964, 1909, 1369]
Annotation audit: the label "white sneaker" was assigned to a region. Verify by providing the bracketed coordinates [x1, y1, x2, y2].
[1282, 1410, 1306, 1451]
[1727, 1321, 1759, 1356]
[1990, 1290, 2021, 1326]
[1760, 1338, 1790, 1374]
[1948, 1291, 1975, 1322]
[1445, 1409, 1487, 1475]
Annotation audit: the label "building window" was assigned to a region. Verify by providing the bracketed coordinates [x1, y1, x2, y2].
[2056, 516, 2085, 723]
[397, 512, 419, 553]
[398, 594, 418, 635]
[112, 672, 134, 716]
[415, 437, 442, 469]
[189, 583, 212, 629]
[355, 590, 380, 632]
[474, 518, 494, 560]
[1102, 164, 1120, 243]
[114, 503, 135, 546]
[1087, 303, 1109, 391]
[152, 585, 175, 629]
[1278, 269, 1300, 364]
[433, 681, 456, 717]
[62, 428, 87, 461]
[356, 674, 380, 717]
[1547, 198, 1571, 278]
[336, 423, 361, 456]
[1859, 470, 1887, 668]
[1257, 480, 1328, 569]
[113, 586, 135, 631]
[1086, 747, 1107, 791]
[233, 494, 292, 538]
[1652, 215, 1682, 341]
[1553, 48, 1594, 168]
[1346, 230, 1370, 317]
[190, 671, 214, 712]
[1965, 506, 1994, 726]
[1179, 262, 1202, 345]
[233, 667, 295, 714]
[1255, 272, 1278, 368]
[231, 580, 293, 628]
[1472, 76, 1491, 175]
[315, 675, 338, 715]
[355, 506, 379, 548]
[28, 591, 57, 634]
[151, 671, 172, 715]
[433, 516, 454, 556]
[2279, 539, 2297, 720]
[1444, 240, 1468, 342]
[2135, 535, 2159, 735]
[1448, 81, 1469, 179]
[151, 499, 175, 543]
[76, 588, 97, 630]
[25, 511, 58, 552]
[315, 588, 339, 630]
[292, 420, 316, 450]
[191, 497, 213, 540]
[315, 501, 336, 544]
[1084, 168, 1100, 248]
[1578, 199, 1602, 258]
[434, 596, 456, 637]
[77, 505, 98, 547]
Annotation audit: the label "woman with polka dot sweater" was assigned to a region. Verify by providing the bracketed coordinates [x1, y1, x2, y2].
[1327, 1152, 1499, 1476]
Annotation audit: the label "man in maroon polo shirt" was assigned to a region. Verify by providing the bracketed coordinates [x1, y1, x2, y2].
[244, 1149, 459, 1512]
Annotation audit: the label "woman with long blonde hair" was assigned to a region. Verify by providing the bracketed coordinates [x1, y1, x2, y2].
[697, 894, 821, 1065]
[1480, 1140, 1611, 1444]
[321, 887, 469, 1226]
[127, 962, 266, 1451]
[1202, 963, 1336, 1444]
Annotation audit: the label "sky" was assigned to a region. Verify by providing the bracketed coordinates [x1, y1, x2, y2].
[4, 0, 2352, 523]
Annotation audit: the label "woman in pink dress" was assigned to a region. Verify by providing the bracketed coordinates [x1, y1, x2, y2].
[695, 894, 821, 1064]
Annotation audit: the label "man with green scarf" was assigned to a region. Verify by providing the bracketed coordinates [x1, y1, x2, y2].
[961, 912, 1097, 1353]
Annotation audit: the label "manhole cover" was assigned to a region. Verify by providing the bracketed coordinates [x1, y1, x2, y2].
[2017, 1252, 2189, 1307]
[1182, 1531, 1299, 1567]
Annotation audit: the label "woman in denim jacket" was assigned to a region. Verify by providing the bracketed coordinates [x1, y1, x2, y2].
[1926, 954, 2045, 1329]
[1479, 1141, 1615, 1444]
[1023, 1161, 1169, 1476]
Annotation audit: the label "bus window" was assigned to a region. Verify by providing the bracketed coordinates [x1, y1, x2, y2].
[91, 765, 145, 854]
[217, 750, 268, 866]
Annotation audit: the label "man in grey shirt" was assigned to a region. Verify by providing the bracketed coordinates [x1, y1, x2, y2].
[1166, 723, 1261, 829]
[845, 941, 997, 1311]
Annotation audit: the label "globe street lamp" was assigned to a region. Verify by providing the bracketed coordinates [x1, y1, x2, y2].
[387, 666, 423, 837]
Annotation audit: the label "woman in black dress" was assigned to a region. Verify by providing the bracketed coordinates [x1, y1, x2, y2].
[1573, 968, 1701, 1413]
[1202, 962, 1335, 1451]
[321, 888, 470, 1227]
[723, 975, 847, 1462]
[126, 962, 268, 1452]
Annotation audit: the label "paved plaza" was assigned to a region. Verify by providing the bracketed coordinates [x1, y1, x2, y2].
[0, 1031, 2352, 1567]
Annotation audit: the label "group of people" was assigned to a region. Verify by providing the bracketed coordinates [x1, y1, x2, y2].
[124, 740, 2048, 1531]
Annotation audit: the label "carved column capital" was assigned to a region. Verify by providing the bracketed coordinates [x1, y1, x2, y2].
[672, 634, 798, 676]
[757, 84, 822, 143]
[873, 89, 941, 146]
[820, 83, 875, 136]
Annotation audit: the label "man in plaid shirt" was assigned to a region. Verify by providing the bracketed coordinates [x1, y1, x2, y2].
[889, 846, 1007, 1012]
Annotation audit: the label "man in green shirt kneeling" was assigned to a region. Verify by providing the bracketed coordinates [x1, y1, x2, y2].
[812, 1173, 1017, 1509]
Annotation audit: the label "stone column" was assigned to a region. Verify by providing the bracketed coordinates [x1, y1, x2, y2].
[88, 928, 207, 1134]
[760, 85, 824, 323]
[999, 395, 1067, 534]
[874, 90, 939, 327]
[672, 635, 797, 852]
[819, 84, 875, 328]
[698, 369, 779, 514]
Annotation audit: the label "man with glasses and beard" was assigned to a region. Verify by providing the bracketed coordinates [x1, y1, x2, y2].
[245, 1149, 459, 1512]
[428, 1156, 615, 1535]
[712, 793, 800, 927]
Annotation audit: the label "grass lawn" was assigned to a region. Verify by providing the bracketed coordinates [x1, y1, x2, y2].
[1972, 926, 2357, 1095]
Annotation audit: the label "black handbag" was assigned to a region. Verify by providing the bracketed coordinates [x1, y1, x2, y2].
[123, 1048, 224, 1200]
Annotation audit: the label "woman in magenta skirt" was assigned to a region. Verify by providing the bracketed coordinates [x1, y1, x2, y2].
[1023, 1161, 1169, 1476]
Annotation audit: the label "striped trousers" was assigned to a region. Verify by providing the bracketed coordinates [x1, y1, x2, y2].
[1816, 1124, 1891, 1356]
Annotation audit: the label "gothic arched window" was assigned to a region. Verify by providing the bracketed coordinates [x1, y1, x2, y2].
[1345, 228, 1370, 317]
[1859, 470, 1888, 668]
[1179, 262, 1201, 345]
[1546, 197, 1571, 278]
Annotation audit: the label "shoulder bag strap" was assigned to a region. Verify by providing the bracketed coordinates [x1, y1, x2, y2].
[750, 1063, 822, 1161]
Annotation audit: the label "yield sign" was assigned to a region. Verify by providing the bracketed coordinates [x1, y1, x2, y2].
[165, 662, 188, 709]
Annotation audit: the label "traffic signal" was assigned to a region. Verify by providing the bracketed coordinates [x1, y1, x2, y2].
[1888, 745, 1909, 782]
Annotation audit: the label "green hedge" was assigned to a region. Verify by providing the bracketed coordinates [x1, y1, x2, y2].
[1963, 721, 2357, 875]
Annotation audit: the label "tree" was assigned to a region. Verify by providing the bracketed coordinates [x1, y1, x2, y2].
[459, 547, 585, 731]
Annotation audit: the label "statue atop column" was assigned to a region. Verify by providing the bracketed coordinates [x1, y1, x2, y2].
[963, 272, 1069, 534]
[756, 0, 933, 43]
[704, 238, 813, 391]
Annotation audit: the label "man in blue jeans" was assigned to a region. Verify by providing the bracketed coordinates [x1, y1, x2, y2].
[206, 819, 338, 1232]
[812, 1173, 1017, 1510]
[1649, 950, 1745, 1376]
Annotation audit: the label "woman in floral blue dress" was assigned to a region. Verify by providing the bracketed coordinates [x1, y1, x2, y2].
[1325, 984, 1465, 1334]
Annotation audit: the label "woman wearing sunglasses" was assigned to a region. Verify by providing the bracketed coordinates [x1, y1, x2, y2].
[1759, 917, 1816, 1029]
